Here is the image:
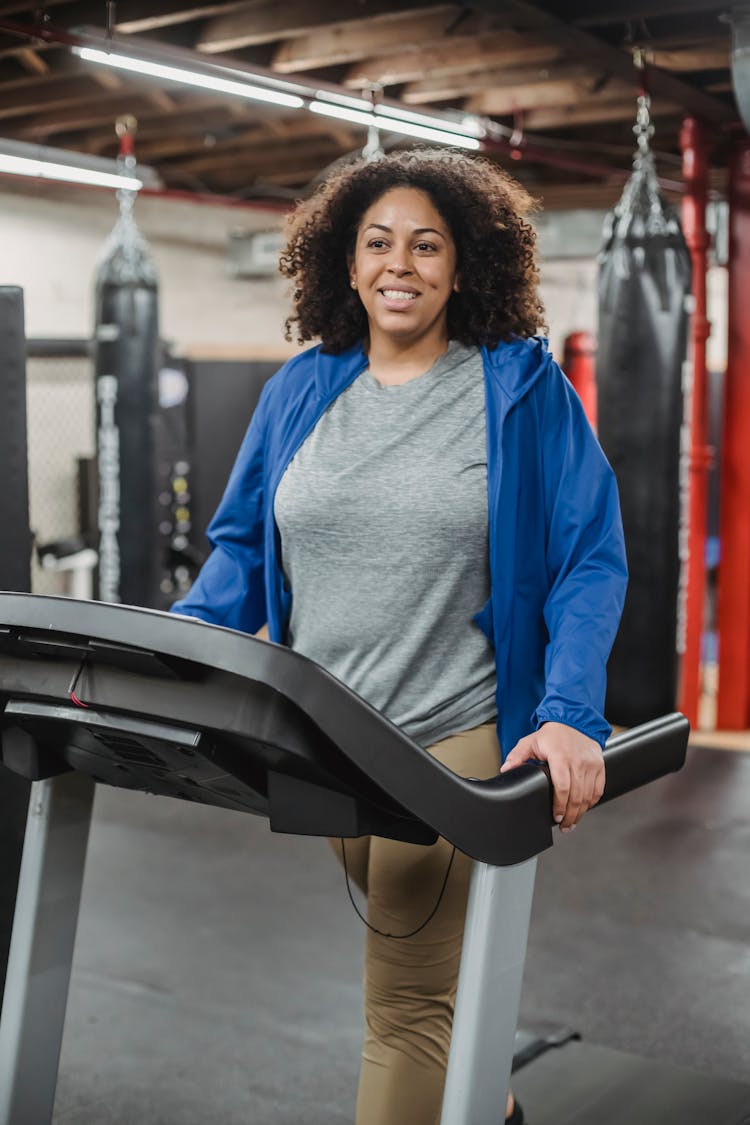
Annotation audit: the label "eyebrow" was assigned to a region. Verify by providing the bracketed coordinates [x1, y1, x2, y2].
[363, 223, 446, 238]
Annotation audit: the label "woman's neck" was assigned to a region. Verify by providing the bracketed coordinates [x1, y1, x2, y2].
[366, 331, 451, 387]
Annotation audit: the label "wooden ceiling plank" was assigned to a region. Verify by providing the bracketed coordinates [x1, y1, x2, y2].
[401, 61, 596, 104]
[651, 44, 730, 72]
[15, 47, 48, 75]
[114, 2, 250, 35]
[90, 70, 125, 92]
[197, 0, 454, 53]
[463, 76, 636, 116]
[344, 37, 563, 89]
[524, 98, 681, 129]
[168, 136, 345, 176]
[483, 0, 733, 123]
[272, 7, 495, 72]
[6, 96, 163, 140]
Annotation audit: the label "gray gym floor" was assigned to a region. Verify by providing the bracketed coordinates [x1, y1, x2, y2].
[51, 745, 750, 1124]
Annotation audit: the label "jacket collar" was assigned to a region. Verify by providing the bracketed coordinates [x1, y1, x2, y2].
[481, 335, 553, 405]
[313, 341, 368, 399]
[312, 335, 552, 404]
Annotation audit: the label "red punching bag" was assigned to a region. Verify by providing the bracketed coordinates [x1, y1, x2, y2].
[563, 331, 597, 431]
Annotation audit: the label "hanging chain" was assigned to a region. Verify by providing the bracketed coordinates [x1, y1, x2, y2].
[634, 93, 654, 160]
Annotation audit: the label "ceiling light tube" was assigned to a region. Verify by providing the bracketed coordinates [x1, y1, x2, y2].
[376, 103, 485, 140]
[74, 46, 304, 108]
[309, 101, 378, 128]
[310, 101, 481, 150]
[0, 151, 142, 190]
[374, 115, 481, 150]
[314, 89, 374, 113]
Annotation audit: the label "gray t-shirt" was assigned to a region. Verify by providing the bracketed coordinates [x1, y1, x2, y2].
[273, 340, 497, 747]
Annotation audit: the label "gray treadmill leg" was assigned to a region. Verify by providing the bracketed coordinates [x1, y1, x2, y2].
[0, 772, 95, 1125]
[441, 858, 537, 1125]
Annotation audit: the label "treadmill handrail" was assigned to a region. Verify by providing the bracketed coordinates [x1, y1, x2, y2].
[0, 593, 689, 866]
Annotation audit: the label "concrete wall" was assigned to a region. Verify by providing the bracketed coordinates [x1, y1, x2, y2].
[0, 184, 295, 357]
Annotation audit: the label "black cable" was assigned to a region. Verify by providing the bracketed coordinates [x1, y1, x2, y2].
[340, 837, 456, 939]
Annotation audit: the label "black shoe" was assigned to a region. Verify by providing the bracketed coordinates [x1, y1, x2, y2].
[505, 1100, 525, 1124]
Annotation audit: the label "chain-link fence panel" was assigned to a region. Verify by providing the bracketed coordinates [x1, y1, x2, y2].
[26, 353, 95, 596]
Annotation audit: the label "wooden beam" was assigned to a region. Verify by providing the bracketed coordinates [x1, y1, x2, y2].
[401, 62, 596, 105]
[473, 0, 734, 124]
[6, 95, 168, 140]
[115, 2, 248, 34]
[165, 136, 346, 177]
[524, 98, 681, 130]
[197, 0, 450, 53]
[272, 7, 496, 73]
[0, 74, 107, 120]
[464, 76, 635, 117]
[344, 36, 562, 89]
[15, 48, 48, 75]
[651, 43, 730, 73]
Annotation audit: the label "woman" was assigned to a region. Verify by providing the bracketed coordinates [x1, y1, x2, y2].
[173, 148, 627, 1124]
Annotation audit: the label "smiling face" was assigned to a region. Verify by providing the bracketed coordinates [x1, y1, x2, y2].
[348, 186, 459, 352]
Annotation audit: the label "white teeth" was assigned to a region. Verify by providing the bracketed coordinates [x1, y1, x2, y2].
[382, 289, 417, 301]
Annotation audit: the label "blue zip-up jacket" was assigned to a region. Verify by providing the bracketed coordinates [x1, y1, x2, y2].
[173, 335, 627, 759]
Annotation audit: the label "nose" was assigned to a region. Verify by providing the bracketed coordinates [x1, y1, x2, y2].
[386, 259, 412, 276]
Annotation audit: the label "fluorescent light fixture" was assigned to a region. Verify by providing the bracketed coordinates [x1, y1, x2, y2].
[309, 101, 377, 128]
[0, 151, 142, 190]
[314, 89, 374, 113]
[74, 46, 304, 109]
[310, 101, 481, 150]
[377, 104, 485, 140]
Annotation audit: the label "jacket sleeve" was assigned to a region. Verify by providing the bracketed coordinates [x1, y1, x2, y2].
[170, 381, 271, 634]
[532, 362, 628, 748]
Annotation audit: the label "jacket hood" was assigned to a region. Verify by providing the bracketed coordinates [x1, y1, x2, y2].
[480, 335, 553, 405]
[312, 336, 552, 403]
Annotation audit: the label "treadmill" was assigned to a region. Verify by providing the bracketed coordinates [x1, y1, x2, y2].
[0, 593, 691, 1125]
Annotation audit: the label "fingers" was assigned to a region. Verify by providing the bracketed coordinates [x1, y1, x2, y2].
[556, 757, 604, 830]
[500, 725, 605, 832]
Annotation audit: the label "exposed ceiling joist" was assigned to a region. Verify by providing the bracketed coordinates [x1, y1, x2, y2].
[272, 7, 495, 73]
[488, 0, 733, 123]
[197, 0, 451, 54]
[14, 46, 47, 73]
[401, 61, 597, 105]
[344, 37, 563, 89]
[524, 97, 681, 129]
[650, 42, 730, 71]
[464, 76, 636, 116]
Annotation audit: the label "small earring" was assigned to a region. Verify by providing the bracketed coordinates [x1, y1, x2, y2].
[350, 280, 357, 289]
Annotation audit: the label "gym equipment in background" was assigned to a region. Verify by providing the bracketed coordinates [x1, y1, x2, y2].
[0, 287, 32, 1009]
[92, 121, 160, 609]
[597, 94, 691, 726]
[0, 594, 689, 1125]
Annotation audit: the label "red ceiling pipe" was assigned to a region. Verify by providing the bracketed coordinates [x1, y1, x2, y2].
[678, 115, 712, 728]
[717, 138, 750, 729]
[562, 331, 597, 431]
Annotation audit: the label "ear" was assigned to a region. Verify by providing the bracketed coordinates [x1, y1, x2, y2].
[453, 273, 460, 294]
[347, 256, 357, 291]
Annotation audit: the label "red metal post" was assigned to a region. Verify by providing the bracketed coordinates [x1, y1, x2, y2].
[717, 139, 750, 729]
[678, 116, 712, 727]
[563, 331, 597, 431]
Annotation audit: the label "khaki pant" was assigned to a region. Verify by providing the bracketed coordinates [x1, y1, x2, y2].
[329, 721, 501, 1125]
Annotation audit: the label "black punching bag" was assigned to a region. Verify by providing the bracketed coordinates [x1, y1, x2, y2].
[597, 97, 691, 726]
[94, 138, 160, 608]
[0, 287, 32, 1000]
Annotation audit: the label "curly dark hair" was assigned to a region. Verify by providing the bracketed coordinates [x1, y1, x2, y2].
[279, 147, 546, 352]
